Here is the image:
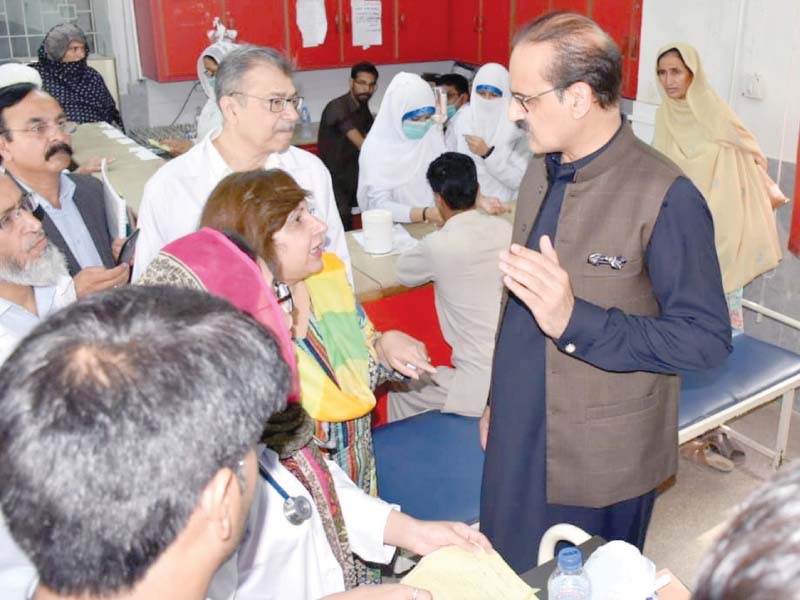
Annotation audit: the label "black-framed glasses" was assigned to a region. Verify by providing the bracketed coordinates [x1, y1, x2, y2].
[0, 191, 35, 231]
[511, 87, 560, 113]
[0, 120, 78, 138]
[231, 92, 304, 113]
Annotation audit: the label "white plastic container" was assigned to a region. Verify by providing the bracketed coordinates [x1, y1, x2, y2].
[361, 209, 393, 255]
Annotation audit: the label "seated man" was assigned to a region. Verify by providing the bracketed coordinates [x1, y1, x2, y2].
[0, 285, 291, 600]
[390, 152, 511, 420]
[0, 171, 74, 363]
[437, 73, 469, 151]
[318, 62, 378, 230]
[134, 45, 351, 282]
[0, 82, 128, 297]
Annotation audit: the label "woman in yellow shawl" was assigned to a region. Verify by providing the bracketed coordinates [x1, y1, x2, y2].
[653, 43, 785, 329]
[199, 168, 436, 504]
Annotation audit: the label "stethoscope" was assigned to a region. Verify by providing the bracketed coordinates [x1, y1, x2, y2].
[258, 459, 313, 526]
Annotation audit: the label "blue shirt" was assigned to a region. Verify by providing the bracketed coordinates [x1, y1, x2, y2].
[33, 174, 104, 270]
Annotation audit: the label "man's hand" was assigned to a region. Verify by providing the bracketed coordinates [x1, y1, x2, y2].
[73, 156, 110, 175]
[464, 134, 490, 157]
[73, 264, 129, 298]
[476, 191, 511, 215]
[376, 331, 437, 379]
[384, 511, 492, 557]
[480, 405, 490, 450]
[499, 235, 575, 339]
[323, 584, 432, 600]
[425, 206, 444, 226]
[110, 237, 126, 262]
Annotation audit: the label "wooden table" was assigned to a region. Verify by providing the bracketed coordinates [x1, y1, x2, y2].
[71, 123, 165, 213]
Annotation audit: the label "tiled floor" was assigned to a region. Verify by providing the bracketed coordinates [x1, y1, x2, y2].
[644, 402, 800, 591]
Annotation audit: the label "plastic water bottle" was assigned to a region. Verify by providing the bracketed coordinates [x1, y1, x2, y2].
[547, 547, 591, 600]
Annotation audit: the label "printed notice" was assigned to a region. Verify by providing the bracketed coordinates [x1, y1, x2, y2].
[351, 0, 382, 49]
[296, 0, 328, 48]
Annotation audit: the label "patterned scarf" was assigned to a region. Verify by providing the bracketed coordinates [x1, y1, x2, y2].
[296, 253, 378, 421]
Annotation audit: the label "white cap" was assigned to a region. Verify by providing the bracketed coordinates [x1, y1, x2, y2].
[0, 63, 42, 89]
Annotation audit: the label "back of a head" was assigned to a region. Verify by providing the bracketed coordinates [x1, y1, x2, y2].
[215, 44, 293, 107]
[0, 286, 290, 596]
[692, 462, 800, 600]
[436, 73, 469, 97]
[513, 11, 621, 109]
[426, 152, 478, 211]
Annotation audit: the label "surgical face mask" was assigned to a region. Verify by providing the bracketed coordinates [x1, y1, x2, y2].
[207, 76, 215, 88]
[402, 119, 432, 140]
[447, 104, 457, 120]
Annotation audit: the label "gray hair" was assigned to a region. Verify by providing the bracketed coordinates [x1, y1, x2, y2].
[513, 12, 621, 109]
[43, 23, 88, 62]
[215, 45, 294, 108]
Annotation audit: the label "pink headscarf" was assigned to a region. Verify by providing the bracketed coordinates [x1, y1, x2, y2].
[141, 227, 299, 402]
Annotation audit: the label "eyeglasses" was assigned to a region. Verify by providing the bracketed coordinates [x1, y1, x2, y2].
[231, 92, 304, 113]
[511, 87, 561, 113]
[0, 120, 78, 138]
[0, 191, 35, 231]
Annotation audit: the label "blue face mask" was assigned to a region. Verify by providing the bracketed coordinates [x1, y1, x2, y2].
[446, 104, 457, 120]
[402, 119, 432, 140]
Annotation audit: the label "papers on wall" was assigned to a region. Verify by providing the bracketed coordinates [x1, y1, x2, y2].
[101, 158, 128, 239]
[296, 0, 328, 48]
[351, 0, 382, 48]
[401, 547, 540, 600]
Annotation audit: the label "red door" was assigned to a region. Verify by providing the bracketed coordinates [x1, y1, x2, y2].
[135, 0, 224, 82]
[287, 0, 343, 69]
[450, 0, 481, 64]
[342, 0, 396, 64]
[481, 0, 513, 66]
[513, 0, 549, 29]
[223, 0, 288, 51]
[396, 0, 451, 63]
[591, 0, 641, 98]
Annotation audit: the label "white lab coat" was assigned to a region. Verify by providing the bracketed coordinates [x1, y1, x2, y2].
[133, 131, 352, 282]
[209, 448, 396, 600]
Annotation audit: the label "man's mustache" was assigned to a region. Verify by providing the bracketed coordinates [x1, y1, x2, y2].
[44, 143, 73, 161]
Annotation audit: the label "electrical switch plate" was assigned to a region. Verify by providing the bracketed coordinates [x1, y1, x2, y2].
[742, 73, 765, 100]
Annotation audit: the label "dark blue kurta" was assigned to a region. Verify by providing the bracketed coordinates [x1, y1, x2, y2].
[480, 133, 732, 574]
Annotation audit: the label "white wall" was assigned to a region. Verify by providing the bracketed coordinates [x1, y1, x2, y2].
[636, 0, 800, 164]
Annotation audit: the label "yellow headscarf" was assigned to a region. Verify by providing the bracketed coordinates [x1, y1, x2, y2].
[653, 43, 782, 292]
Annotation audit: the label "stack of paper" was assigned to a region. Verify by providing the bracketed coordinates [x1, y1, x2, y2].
[101, 158, 128, 239]
[401, 547, 540, 600]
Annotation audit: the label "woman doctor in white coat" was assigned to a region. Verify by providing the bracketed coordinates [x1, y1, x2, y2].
[453, 63, 529, 202]
[357, 72, 447, 225]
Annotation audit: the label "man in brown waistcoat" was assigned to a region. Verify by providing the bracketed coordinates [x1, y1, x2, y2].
[479, 12, 732, 573]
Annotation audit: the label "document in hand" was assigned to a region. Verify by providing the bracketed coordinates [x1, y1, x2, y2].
[101, 158, 128, 239]
[401, 546, 540, 600]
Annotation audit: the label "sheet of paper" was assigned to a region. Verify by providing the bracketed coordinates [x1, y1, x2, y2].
[351, 0, 382, 48]
[352, 224, 417, 256]
[134, 147, 160, 161]
[296, 0, 328, 48]
[115, 136, 136, 145]
[401, 547, 540, 600]
[101, 158, 128, 239]
[102, 128, 126, 139]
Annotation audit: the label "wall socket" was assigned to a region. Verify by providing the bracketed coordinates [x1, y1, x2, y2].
[742, 73, 765, 100]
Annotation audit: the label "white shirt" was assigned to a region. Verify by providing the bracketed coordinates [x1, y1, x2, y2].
[133, 131, 352, 282]
[209, 447, 396, 600]
[0, 275, 76, 365]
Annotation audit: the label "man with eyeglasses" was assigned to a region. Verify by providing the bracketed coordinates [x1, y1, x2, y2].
[0, 171, 74, 365]
[0, 83, 128, 298]
[436, 74, 469, 151]
[318, 62, 378, 230]
[479, 13, 731, 574]
[133, 45, 351, 282]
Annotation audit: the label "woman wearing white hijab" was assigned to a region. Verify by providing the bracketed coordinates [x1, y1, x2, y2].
[653, 43, 784, 329]
[357, 72, 446, 224]
[453, 63, 529, 202]
[160, 40, 236, 154]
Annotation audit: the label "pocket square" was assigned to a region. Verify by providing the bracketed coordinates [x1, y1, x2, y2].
[587, 252, 627, 270]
